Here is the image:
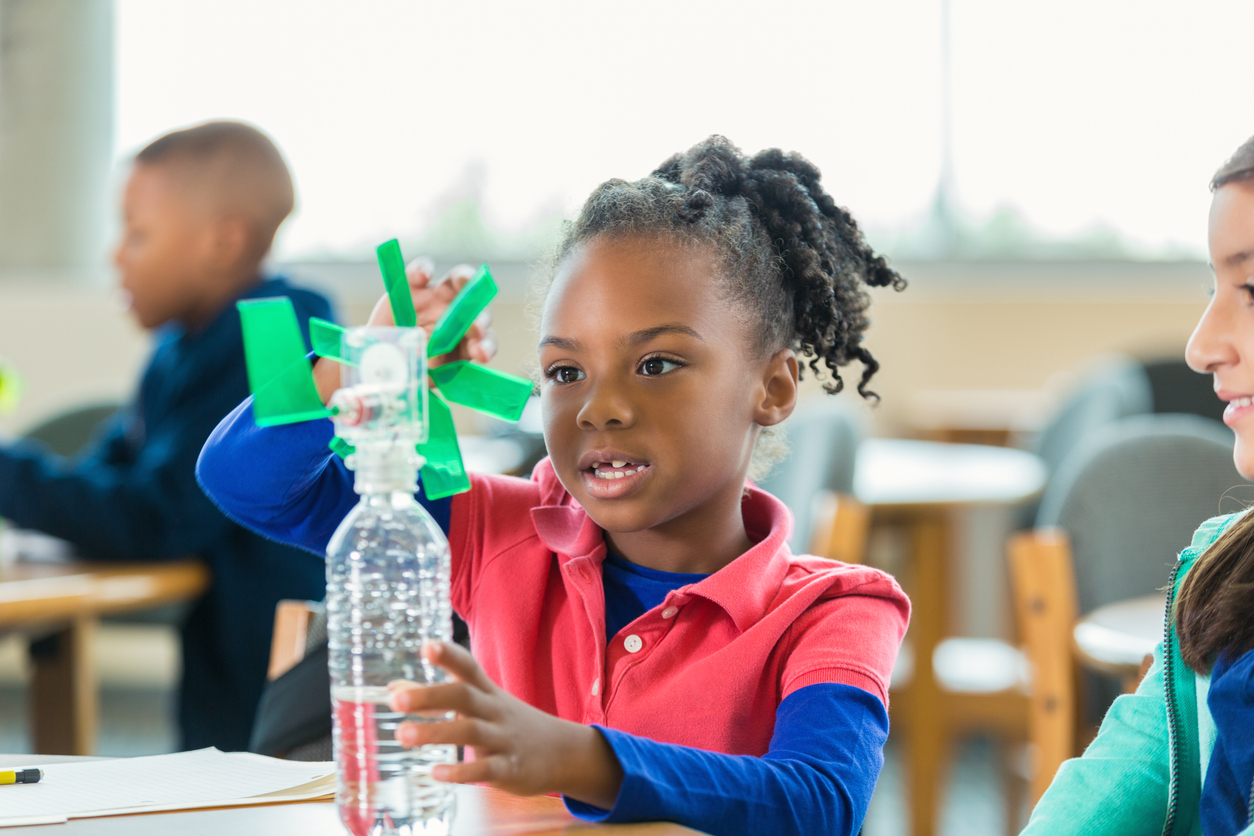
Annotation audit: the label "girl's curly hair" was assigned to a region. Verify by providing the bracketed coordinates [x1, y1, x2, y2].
[554, 135, 905, 398]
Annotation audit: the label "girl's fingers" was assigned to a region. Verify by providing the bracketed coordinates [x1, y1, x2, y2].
[423, 641, 496, 692]
[406, 257, 435, 290]
[440, 265, 476, 297]
[431, 755, 510, 786]
[468, 331, 497, 364]
[395, 717, 501, 749]
[387, 680, 498, 720]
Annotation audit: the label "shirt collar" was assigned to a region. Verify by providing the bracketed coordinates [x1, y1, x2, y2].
[528, 458, 795, 633]
[682, 487, 793, 634]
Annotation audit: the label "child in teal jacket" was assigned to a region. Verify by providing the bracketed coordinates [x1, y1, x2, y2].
[1023, 512, 1247, 836]
[1024, 136, 1254, 836]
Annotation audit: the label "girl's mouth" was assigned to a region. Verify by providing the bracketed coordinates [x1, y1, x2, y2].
[582, 460, 652, 499]
[1224, 396, 1254, 427]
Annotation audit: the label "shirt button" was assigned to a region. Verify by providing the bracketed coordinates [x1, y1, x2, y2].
[661, 606, 678, 619]
[591, 678, 600, 696]
[624, 634, 643, 653]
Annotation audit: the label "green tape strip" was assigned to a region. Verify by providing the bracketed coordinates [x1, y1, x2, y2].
[310, 317, 354, 365]
[417, 393, 469, 499]
[427, 264, 496, 358]
[430, 361, 532, 422]
[237, 298, 330, 427]
[377, 239, 417, 328]
[328, 436, 356, 459]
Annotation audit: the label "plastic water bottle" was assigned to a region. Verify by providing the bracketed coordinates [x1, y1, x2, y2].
[325, 438, 456, 836]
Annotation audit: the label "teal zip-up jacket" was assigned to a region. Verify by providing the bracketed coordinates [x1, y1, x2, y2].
[1023, 512, 1254, 836]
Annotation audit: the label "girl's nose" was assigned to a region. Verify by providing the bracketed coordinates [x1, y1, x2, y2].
[1186, 292, 1238, 374]
[576, 380, 635, 431]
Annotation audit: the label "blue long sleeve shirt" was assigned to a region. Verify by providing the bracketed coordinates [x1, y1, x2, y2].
[197, 401, 888, 835]
[0, 277, 334, 751]
[1202, 646, 1254, 835]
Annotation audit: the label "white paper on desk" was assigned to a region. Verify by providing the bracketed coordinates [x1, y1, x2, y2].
[0, 529, 74, 565]
[0, 748, 335, 826]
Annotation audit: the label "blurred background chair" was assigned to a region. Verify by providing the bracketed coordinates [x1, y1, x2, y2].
[807, 490, 871, 564]
[1017, 356, 1152, 527]
[757, 398, 865, 554]
[1008, 413, 1247, 805]
[1031, 358, 1152, 477]
[252, 599, 331, 761]
[1141, 356, 1227, 424]
[21, 401, 123, 457]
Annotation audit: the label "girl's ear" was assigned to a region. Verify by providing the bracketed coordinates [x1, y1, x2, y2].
[754, 348, 799, 428]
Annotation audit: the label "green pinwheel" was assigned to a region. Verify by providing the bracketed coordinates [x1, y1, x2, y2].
[236, 239, 533, 499]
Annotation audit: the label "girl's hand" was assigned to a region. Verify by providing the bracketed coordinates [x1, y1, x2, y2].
[388, 641, 624, 809]
[314, 258, 498, 402]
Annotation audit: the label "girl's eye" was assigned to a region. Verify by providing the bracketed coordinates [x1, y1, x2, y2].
[547, 366, 585, 384]
[639, 357, 682, 376]
[1243, 279, 1254, 302]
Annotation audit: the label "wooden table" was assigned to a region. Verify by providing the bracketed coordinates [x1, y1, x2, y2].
[0, 755, 701, 835]
[1073, 593, 1165, 688]
[854, 439, 1047, 836]
[0, 559, 209, 755]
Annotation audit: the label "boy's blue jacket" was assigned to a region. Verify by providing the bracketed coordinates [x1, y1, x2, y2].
[0, 277, 332, 752]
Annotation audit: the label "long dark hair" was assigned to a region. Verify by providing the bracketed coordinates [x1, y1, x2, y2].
[1176, 509, 1254, 671]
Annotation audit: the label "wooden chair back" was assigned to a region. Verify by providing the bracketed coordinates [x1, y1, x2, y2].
[807, 492, 870, 564]
[1007, 528, 1079, 806]
[268, 599, 321, 681]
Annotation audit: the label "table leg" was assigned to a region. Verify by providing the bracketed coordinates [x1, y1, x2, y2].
[29, 615, 98, 755]
[906, 512, 949, 836]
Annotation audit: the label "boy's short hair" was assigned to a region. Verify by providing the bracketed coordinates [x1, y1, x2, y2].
[1212, 134, 1254, 190]
[136, 121, 295, 256]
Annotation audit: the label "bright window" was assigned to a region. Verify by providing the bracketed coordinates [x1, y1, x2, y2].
[116, 0, 1254, 261]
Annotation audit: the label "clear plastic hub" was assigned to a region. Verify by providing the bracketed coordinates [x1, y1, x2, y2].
[331, 326, 428, 447]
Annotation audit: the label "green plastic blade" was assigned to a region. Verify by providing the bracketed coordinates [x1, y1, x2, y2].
[427, 264, 496, 358]
[328, 436, 356, 459]
[417, 393, 469, 499]
[237, 298, 331, 427]
[0, 360, 23, 415]
[429, 361, 532, 422]
[309, 317, 354, 365]
[377, 239, 417, 328]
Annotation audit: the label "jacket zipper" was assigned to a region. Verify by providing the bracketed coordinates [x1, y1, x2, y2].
[1161, 561, 1182, 836]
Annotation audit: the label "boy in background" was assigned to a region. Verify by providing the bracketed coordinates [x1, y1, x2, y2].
[0, 121, 332, 751]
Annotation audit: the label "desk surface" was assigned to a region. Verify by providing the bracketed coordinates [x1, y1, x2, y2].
[0, 559, 209, 629]
[0, 756, 700, 835]
[854, 438, 1046, 509]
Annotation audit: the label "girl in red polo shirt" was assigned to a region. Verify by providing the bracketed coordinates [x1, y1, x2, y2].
[198, 136, 910, 835]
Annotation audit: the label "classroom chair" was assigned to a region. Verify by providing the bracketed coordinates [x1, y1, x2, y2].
[253, 599, 331, 760]
[1017, 356, 1152, 528]
[807, 491, 870, 564]
[21, 401, 123, 456]
[1008, 414, 1246, 806]
[1141, 356, 1227, 425]
[757, 398, 865, 552]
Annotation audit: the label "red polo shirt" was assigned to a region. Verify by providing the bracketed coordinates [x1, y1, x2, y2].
[449, 459, 910, 757]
